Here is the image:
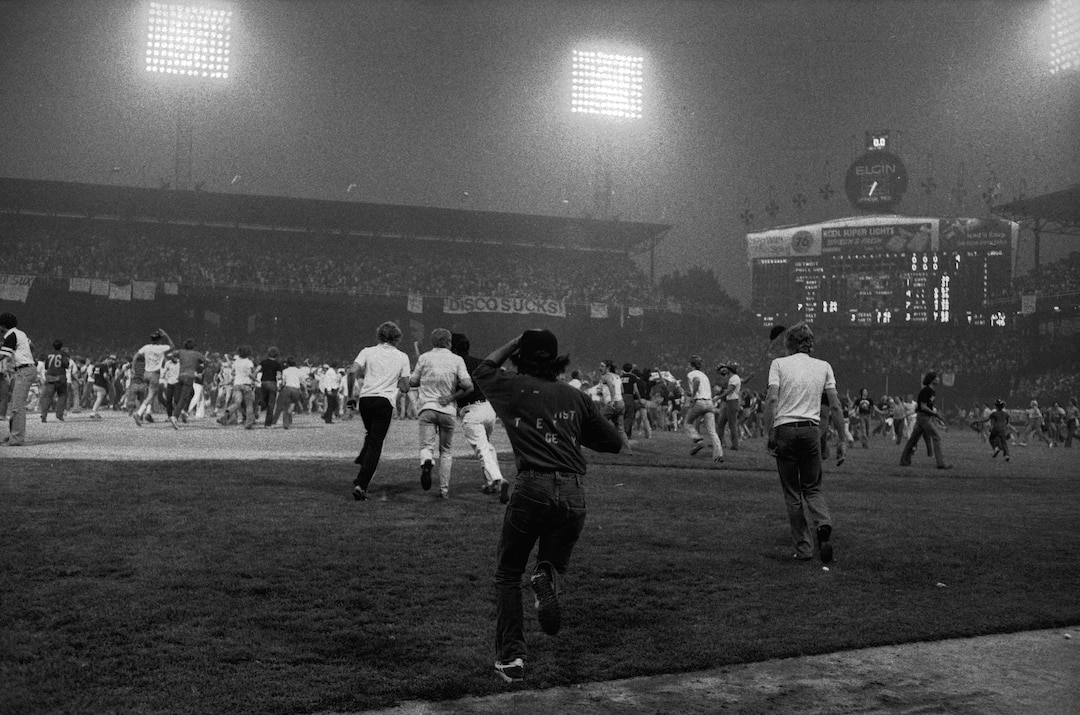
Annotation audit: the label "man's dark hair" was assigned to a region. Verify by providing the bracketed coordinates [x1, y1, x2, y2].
[922, 371, 938, 386]
[53, 339, 63, 350]
[451, 333, 470, 357]
[183, 338, 196, 350]
[510, 353, 571, 381]
[0, 312, 17, 329]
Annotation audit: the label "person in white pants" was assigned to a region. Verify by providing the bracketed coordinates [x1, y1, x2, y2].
[683, 355, 724, 463]
[452, 333, 507, 502]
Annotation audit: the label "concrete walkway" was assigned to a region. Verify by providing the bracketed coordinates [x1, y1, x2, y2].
[354, 627, 1079, 715]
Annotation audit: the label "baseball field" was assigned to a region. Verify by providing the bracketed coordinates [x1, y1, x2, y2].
[1, 411, 1078, 713]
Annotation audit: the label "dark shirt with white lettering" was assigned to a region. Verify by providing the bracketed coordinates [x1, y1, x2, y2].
[45, 350, 70, 382]
[474, 360, 623, 474]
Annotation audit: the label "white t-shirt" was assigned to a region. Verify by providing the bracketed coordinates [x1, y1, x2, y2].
[354, 343, 411, 403]
[232, 357, 255, 386]
[768, 352, 837, 427]
[281, 366, 303, 389]
[138, 343, 172, 374]
[410, 347, 471, 416]
[725, 373, 742, 402]
[687, 369, 712, 401]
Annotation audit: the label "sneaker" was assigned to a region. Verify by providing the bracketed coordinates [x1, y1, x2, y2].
[352, 486, 367, 501]
[991, 448, 1000, 458]
[168, 416, 179, 430]
[439, 490, 449, 500]
[530, 566, 561, 636]
[817, 524, 834, 564]
[481, 483, 495, 495]
[1005, 456, 1010, 461]
[712, 454, 724, 463]
[494, 658, 524, 683]
[836, 455, 846, 466]
[41, 415, 47, 423]
[179, 411, 188, 424]
[936, 464, 954, 470]
[420, 460, 434, 491]
[689, 440, 704, 456]
[499, 480, 511, 504]
[144, 414, 155, 424]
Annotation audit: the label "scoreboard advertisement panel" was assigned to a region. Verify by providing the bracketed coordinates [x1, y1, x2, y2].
[748, 216, 1018, 326]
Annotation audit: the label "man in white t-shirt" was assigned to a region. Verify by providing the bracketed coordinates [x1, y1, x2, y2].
[350, 321, 412, 501]
[274, 356, 305, 429]
[714, 362, 742, 450]
[762, 323, 846, 563]
[410, 328, 472, 499]
[133, 328, 174, 425]
[218, 346, 256, 429]
[683, 355, 723, 462]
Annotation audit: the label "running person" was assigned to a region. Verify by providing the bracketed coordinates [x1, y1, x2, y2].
[473, 329, 623, 684]
[349, 321, 412, 501]
[133, 328, 174, 425]
[684, 355, 723, 462]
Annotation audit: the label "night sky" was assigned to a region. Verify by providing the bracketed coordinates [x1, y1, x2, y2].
[1, 0, 1077, 303]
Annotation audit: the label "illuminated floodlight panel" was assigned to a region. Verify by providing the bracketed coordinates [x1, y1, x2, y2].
[145, 2, 232, 79]
[1050, 0, 1080, 75]
[571, 50, 644, 119]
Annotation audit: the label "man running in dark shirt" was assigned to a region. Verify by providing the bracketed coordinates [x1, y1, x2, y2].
[473, 328, 623, 685]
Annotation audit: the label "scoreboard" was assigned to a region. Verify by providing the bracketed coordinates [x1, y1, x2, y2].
[747, 216, 1018, 327]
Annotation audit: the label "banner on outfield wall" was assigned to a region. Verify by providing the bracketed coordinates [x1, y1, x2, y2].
[0, 274, 35, 303]
[747, 216, 1019, 262]
[407, 292, 423, 314]
[442, 296, 566, 318]
[108, 283, 132, 301]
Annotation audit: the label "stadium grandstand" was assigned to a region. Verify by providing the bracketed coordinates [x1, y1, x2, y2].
[1, 177, 1077, 412]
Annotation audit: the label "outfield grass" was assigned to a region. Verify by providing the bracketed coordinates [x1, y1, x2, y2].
[2, 430, 1078, 714]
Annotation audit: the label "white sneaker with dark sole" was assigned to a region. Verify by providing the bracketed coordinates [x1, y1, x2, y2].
[494, 657, 524, 683]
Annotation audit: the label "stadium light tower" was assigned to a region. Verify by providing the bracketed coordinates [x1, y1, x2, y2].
[144, 2, 233, 190]
[1050, 0, 1080, 76]
[571, 49, 644, 219]
[571, 50, 644, 120]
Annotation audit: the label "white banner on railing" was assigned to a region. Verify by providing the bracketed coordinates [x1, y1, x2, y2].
[0, 274, 35, 303]
[443, 296, 566, 318]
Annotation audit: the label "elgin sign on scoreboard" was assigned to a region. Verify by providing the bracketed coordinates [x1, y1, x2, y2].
[747, 215, 1019, 327]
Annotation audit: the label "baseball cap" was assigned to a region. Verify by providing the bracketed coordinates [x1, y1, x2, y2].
[150, 329, 163, 339]
[518, 329, 558, 362]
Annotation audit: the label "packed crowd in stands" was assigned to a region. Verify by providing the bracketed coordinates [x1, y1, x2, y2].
[5, 213, 1077, 414]
[1012, 251, 1080, 296]
[7, 215, 665, 309]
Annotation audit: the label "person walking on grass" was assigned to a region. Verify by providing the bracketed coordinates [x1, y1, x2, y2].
[898, 372, 953, 470]
[762, 323, 846, 563]
[349, 321, 411, 501]
[409, 328, 472, 500]
[971, 398, 1011, 461]
[1, 312, 36, 446]
[473, 329, 623, 684]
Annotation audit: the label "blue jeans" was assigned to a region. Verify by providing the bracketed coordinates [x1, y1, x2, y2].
[495, 470, 586, 662]
[418, 408, 456, 493]
[773, 422, 831, 558]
